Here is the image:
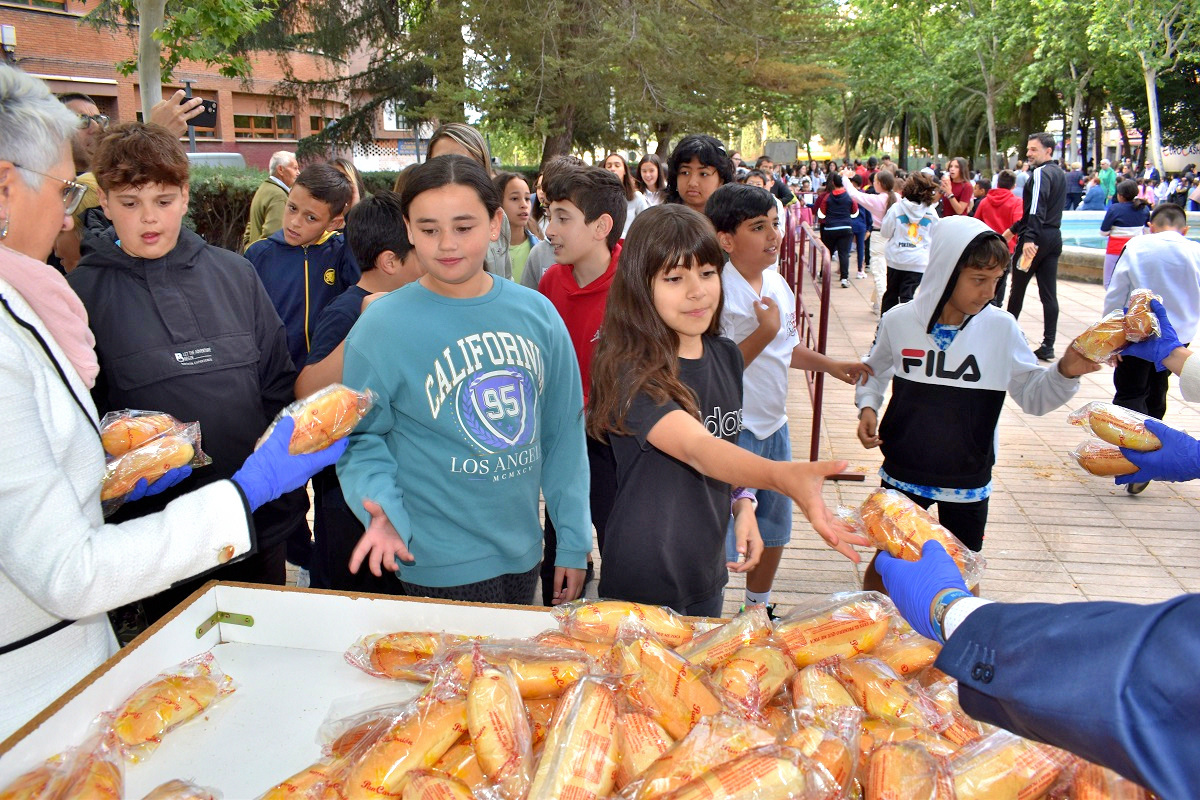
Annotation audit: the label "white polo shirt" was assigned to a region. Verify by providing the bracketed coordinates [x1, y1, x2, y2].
[720, 263, 800, 438]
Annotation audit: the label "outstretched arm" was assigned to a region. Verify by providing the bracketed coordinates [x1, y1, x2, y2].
[645, 410, 867, 562]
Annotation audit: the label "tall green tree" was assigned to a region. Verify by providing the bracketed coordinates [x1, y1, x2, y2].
[87, 0, 275, 118]
[1090, 0, 1200, 174]
[938, 0, 1034, 174]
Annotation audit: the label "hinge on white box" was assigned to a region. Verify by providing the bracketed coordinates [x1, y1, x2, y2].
[195, 611, 255, 639]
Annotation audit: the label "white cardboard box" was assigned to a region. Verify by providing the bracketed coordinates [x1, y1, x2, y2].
[0, 582, 559, 797]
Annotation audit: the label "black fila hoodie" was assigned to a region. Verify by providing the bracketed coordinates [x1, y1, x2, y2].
[855, 216, 1080, 490]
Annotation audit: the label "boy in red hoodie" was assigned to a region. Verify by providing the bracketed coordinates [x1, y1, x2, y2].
[975, 171, 1024, 312]
[975, 170, 1024, 254]
[537, 163, 627, 603]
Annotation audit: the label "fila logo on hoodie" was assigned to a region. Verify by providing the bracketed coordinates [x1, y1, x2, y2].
[900, 348, 982, 382]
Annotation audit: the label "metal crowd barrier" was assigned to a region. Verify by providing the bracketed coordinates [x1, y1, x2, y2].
[780, 204, 864, 480]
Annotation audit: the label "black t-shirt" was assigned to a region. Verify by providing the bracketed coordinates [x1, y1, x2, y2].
[307, 285, 370, 365]
[599, 335, 744, 611]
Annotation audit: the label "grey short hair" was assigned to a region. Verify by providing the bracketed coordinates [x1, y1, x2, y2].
[0, 65, 79, 188]
[269, 150, 296, 174]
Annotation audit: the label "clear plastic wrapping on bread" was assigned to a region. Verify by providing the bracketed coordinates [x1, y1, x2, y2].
[1068, 401, 1163, 451]
[853, 489, 986, 588]
[257, 383, 377, 455]
[1070, 439, 1139, 477]
[1071, 288, 1162, 363]
[100, 420, 212, 516]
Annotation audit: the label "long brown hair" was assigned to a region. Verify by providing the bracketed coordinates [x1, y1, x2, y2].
[603, 152, 636, 201]
[587, 205, 725, 439]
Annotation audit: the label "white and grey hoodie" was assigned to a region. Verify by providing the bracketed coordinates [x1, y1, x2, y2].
[880, 197, 939, 272]
[855, 216, 1080, 490]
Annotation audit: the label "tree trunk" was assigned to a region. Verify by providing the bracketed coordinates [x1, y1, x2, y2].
[1139, 61, 1165, 177]
[540, 103, 577, 167]
[898, 111, 909, 171]
[929, 111, 939, 162]
[653, 121, 673, 158]
[1078, 116, 1089, 170]
[1112, 103, 1132, 162]
[841, 93, 851, 161]
[1094, 111, 1103, 169]
[985, 93, 999, 176]
[1069, 67, 1092, 166]
[137, 0, 167, 119]
[1016, 100, 1032, 150]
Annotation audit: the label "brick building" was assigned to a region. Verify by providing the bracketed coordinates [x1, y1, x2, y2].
[0, 0, 421, 169]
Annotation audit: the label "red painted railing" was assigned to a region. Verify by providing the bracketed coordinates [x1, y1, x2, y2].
[780, 204, 864, 480]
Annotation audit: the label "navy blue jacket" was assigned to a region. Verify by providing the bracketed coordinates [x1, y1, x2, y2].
[245, 230, 360, 371]
[937, 596, 1200, 799]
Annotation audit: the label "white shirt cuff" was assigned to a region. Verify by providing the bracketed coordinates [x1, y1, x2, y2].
[944, 596, 993, 640]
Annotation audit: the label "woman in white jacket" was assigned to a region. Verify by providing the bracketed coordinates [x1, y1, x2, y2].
[0, 64, 344, 739]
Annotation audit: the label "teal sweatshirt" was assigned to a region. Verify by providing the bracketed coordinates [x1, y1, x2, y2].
[337, 276, 592, 587]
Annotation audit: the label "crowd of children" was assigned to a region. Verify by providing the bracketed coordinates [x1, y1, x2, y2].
[54, 110, 1200, 622]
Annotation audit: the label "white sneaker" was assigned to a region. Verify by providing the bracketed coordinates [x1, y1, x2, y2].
[857, 271, 867, 280]
[296, 568, 311, 588]
[840, 278, 850, 288]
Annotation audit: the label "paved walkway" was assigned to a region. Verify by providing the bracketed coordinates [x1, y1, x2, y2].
[290, 274, 1200, 616]
[717, 272, 1200, 615]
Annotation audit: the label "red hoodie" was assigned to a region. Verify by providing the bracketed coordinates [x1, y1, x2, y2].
[974, 188, 1024, 253]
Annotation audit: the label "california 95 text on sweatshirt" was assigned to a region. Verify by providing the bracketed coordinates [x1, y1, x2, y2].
[336, 277, 592, 588]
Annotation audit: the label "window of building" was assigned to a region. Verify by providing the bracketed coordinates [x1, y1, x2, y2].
[233, 113, 295, 140]
[310, 115, 336, 133]
[5, 0, 65, 9]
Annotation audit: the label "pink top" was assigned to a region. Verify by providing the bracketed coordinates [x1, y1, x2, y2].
[843, 183, 891, 230]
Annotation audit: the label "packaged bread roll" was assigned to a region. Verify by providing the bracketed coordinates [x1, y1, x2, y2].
[858, 489, 984, 587]
[112, 653, 234, 759]
[99, 410, 180, 457]
[1068, 402, 1162, 452]
[773, 592, 895, 668]
[1071, 439, 1138, 477]
[258, 383, 376, 455]
[1072, 289, 1161, 363]
[552, 599, 696, 647]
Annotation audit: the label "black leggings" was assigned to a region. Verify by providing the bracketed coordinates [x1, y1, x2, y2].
[821, 228, 854, 280]
[401, 564, 539, 604]
[880, 268, 924, 314]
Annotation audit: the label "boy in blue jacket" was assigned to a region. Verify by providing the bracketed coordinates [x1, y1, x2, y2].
[246, 163, 360, 371]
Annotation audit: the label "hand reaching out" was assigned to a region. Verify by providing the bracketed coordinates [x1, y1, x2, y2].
[831, 359, 874, 385]
[778, 459, 869, 563]
[349, 499, 415, 577]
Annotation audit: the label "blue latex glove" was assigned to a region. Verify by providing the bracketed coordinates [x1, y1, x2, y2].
[1120, 299, 1181, 371]
[1117, 418, 1200, 484]
[875, 541, 969, 641]
[125, 465, 192, 502]
[232, 416, 349, 511]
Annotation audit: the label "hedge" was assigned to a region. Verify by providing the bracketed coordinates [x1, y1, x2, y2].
[186, 166, 265, 253]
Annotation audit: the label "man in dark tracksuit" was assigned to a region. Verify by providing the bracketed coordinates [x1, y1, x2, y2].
[995, 132, 1066, 361]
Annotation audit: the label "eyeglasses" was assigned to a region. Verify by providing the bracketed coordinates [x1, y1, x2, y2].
[13, 164, 88, 215]
[78, 113, 110, 131]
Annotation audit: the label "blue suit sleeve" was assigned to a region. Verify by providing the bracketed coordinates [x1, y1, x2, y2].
[537, 306, 592, 570]
[936, 596, 1200, 799]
